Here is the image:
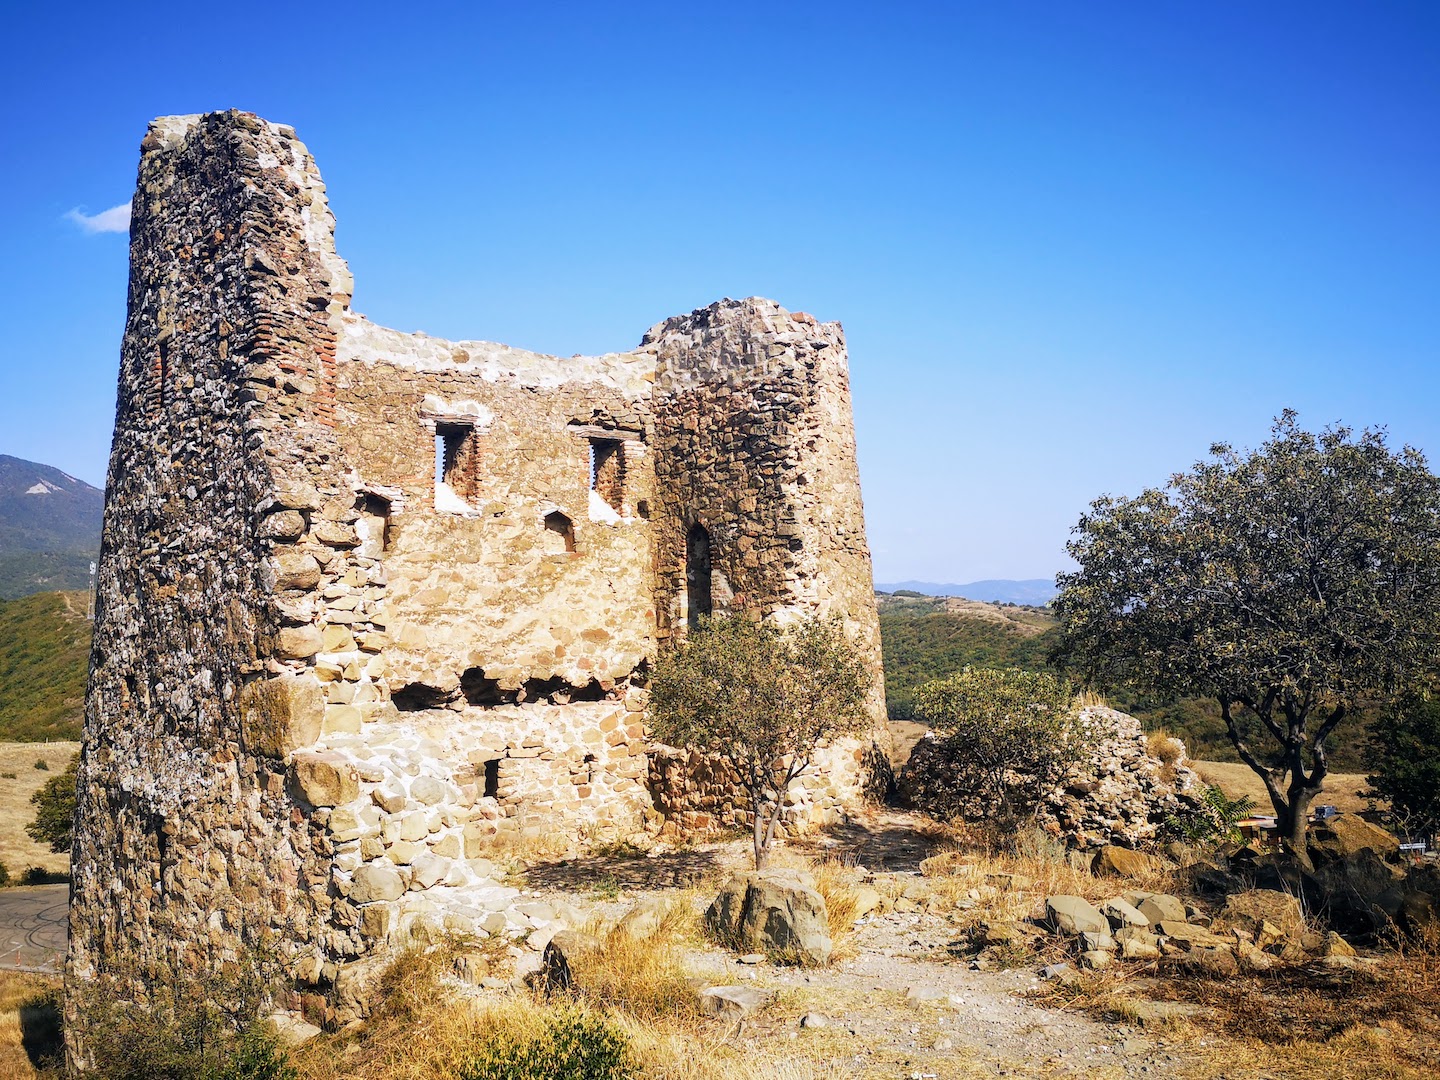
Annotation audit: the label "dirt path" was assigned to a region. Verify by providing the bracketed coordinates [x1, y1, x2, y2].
[519, 810, 1201, 1079]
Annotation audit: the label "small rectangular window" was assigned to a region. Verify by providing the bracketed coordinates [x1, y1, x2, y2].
[590, 438, 625, 515]
[483, 759, 501, 799]
[435, 423, 480, 507]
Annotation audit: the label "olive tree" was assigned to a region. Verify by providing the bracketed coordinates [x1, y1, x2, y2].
[1053, 413, 1440, 866]
[648, 614, 872, 869]
[908, 667, 1088, 822]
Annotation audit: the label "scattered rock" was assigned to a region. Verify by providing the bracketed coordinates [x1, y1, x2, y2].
[541, 930, 603, 993]
[1136, 894, 1186, 924]
[1100, 897, 1149, 928]
[1213, 889, 1305, 940]
[904, 985, 951, 1004]
[266, 1011, 322, 1048]
[706, 870, 832, 966]
[616, 897, 670, 940]
[698, 985, 773, 1021]
[1092, 846, 1162, 878]
[1045, 895, 1108, 935]
[800, 1012, 830, 1029]
[349, 864, 405, 904]
[1308, 815, 1402, 864]
[1323, 931, 1357, 958]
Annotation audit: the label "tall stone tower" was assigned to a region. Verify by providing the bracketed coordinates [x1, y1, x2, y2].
[68, 110, 887, 1048]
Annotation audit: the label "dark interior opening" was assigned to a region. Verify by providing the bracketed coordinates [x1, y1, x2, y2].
[436, 422, 480, 503]
[686, 523, 713, 629]
[483, 759, 500, 799]
[391, 682, 457, 712]
[543, 510, 576, 553]
[462, 666, 608, 706]
[360, 493, 393, 552]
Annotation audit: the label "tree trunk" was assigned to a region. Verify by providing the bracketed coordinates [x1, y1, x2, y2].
[751, 787, 767, 870]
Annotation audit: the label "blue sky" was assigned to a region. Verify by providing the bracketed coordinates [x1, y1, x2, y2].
[1, 2, 1436, 583]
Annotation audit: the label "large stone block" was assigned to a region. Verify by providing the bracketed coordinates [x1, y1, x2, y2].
[240, 674, 325, 758]
[705, 869, 832, 966]
[292, 751, 360, 807]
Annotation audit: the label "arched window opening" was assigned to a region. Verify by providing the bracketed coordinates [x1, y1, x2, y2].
[543, 510, 576, 554]
[686, 523, 712, 630]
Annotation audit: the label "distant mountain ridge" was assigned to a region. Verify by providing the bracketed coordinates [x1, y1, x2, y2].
[0, 454, 103, 598]
[875, 578, 1058, 606]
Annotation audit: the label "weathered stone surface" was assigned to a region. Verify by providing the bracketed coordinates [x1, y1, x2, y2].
[698, 985, 773, 1021]
[1092, 846, 1162, 878]
[292, 752, 360, 807]
[706, 870, 832, 966]
[616, 897, 670, 940]
[1100, 897, 1149, 928]
[1045, 895, 1108, 936]
[1308, 815, 1402, 864]
[1137, 894, 1187, 925]
[240, 674, 325, 758]
[350, 864, 405, 904]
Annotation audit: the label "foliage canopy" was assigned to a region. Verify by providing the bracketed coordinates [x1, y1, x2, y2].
[1053, 412, 1440, 861]
[1366, 690, 1440, 840]
[909, 666, 1088, 822]
[647, 613, 872, 868]
[27, 751, 78, 852]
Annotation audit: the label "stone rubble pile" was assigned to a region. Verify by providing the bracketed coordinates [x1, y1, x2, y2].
[900, 706, 1207, 849]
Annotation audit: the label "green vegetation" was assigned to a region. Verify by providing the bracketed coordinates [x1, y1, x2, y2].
[459, 1005, 636, 1080]
[0, 551, 95, 600]
[27, 752, 78, 852]
[648, 614, 872, 868]
[909, 666, 1089, 822]
[1367, 690, 1440, 839]
[876, 592, 1370, 770]
[0, 589, 90, 741]
[1053, 412, 1440, 862]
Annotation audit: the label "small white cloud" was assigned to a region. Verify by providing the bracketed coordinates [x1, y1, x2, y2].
[65, 202, 131, 234]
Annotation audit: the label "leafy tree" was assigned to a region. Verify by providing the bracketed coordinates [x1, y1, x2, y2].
[1053, 412, 1440, 866]
[27, 752, 78, 852]
[908, 667, 1088, 822]
[648, 614, 872, 869]
[1367, 689, 1440, 840]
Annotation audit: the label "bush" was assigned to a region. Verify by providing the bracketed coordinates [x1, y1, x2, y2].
[0, 860, 9, 886]
[907, 667, 1089, 822]
[459, 1004, 636, 1080]
[71, 953, 295, 1080]
[27, 752, 78, 852]
[1160, 784, 1255, 846]
[33, 758, 48, 770]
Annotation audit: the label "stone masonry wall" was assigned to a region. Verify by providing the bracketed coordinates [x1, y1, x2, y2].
[71, 110, 890, 1048]
[68, 111, 355, 1059]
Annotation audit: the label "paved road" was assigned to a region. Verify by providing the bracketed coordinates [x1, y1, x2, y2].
[0, 885, 68, 973]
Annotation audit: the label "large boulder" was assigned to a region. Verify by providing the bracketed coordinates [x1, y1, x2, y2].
[705, 869, 832, 966]
[1312, 848, 1407, 935]
[1045, 895, 1108, 935]
[1308, 815, 1402, 865]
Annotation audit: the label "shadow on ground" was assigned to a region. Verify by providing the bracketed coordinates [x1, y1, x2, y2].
[521, 847, 726, 890]
[21, 989, 63, 1070]
[793, 813, 950, 873]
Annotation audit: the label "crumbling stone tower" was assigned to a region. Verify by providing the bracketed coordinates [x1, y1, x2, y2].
[69, 110, 885, 1034]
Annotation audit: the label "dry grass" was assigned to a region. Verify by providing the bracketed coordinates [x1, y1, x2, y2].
[1193, 760, 1374, 815]
[290, 933, 864, 1080]
[0, 742, 79, 877]
[0, 970, 61, 1078]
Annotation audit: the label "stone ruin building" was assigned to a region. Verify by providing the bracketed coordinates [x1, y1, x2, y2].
[67, 110, 887, 1035]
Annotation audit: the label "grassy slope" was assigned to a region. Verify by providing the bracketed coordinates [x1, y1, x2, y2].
[0, 741, 79, 875]
[0, 591, 90, 742]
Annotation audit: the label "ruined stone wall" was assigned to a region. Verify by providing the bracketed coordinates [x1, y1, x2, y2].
[68, 111, 354, 1049]
[644, 299, 890, 829]
[72, 111, 891, 1047]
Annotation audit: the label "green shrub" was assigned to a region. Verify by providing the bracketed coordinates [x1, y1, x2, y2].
[27, 752, 78, 852]
[459, 1005, 636, 1080]
[1161, 784, 1256, 846]
[33, 757, 48, 770]
[907, 667, 1090, 823]
[72, 953, 295, 1080]
[0, 860, 9, 886]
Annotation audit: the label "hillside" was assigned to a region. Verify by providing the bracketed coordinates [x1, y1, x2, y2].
[877, 578, 1058, 606]
[875, 590, 1371, 772]
[0, 590, 91, 742]
[0, 455, 103, 599]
